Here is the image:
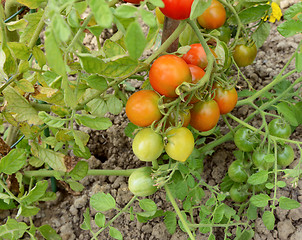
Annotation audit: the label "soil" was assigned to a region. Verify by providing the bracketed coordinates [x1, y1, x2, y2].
[1, 1, 302, 239]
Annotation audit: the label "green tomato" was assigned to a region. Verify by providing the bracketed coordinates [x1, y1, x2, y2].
[268, 118, 291, 139]
[228, 160, 248, 183]
[233, 43, 257, 67]
[252, 150, 274, 170]
[132, 128, 164, 162]
[128, 167, 157, 197]
[165, 127, 194, 162]
[234, 128, 259, 152]
[277, 144, 295, 167]
[230, 183, 249, 203]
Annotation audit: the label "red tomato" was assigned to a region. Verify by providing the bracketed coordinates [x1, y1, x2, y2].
[160, 0, 194, 20]
[126, 90, 162, 127]
[190, 100, 220, 132]
[197, 0, 226, 29]
[213, 85, 238, 114]
[186, 64, 206, 104]
[123, 0, 143, 4]
[149, 55, 192, 98]
[182, 44, 217, 69]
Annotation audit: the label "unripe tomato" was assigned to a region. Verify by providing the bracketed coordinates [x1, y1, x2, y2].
[123, 0, 143, 4]
[233, 43, 257, 67]
[132, 128, 164, 162]
[228, 160, 248, 183]
[160, 0, 194, 20]
[268, 118, 291, 139]
[167, 108, 191, 128]
[213, 85, 238, 114]
[230, 183, 249, 203]
[165, 127, 194, 162]
[190, 100, 220, 132]
[128, 167, 157, 197]
[234, 128, 259, 152]
[149, 55, 192, 98]
[277, 144, 295, 167]
[126, 90, 162, 127]
[155, 7, 165, 24]
[182, 44, 217, 69]
[186, 64, 206, 104]
[252, 149, 274, 170]
[197, 0, 226, 29]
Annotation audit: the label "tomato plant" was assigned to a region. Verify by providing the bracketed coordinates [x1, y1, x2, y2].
[218, 26, 231, 44]
[268, 118, 291, 139]
[149, 55, 192, 97]
[126, 90, 162, 127]
[165, 127, 194, 162]
[234, 128, 259, 152]
[277, 144, 295, 167]
[252, 149, 274, 170]
[182, 43, 217, 69]
[160, 0, 194, 20]
[186, 64, 206, 104]
[197, 0, 226, 29]
[228, 160, 248, 183]
[128, 167, 157, 197]
[155, 7, 165, 24]
[123, 0, 143, 4]
[213, 85, 238, 114]
[190, 100, 220, 132]
[167, 108, 191, 127]
[230, 183, 249, 202]
[132, 128, 164, 162]
[233, 43, 257, 67]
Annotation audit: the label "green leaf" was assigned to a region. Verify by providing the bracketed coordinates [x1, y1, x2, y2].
[264, 154, 275, 163]
[106, 95, 123, 115]
[250, 193, 270, 208]
[73, 130, 90, 152]
[89, 0, 113, 28]
[213, 204, 225, 223]
[265, 183, 274, 189]
[38, 111, 66, 128]
[69, 161, 89, 181]
[109, 227, 123, 240]
[73, 145, 91, 159]
[140, 8, 157, 27]
[276, 102, 299, 126]
[21, 180, 48, 205]
[137, 199, 157, 217]
[80, 208, 91, 230]
[95, 212, 106, 227]
[262, 211, 275, 230]
[7, 42, 30, 60]
[67, 8, 80, 28]
[86, 98, 108, 117]
[17, 0, 45, 8]
[0, 149, 27, 174]
[247, 170, 268, 185]
[276, 181, 286, 188]
[45, 29, 67, 77]
[149, 0, 164, 7]
[247, 204, 258, 221]
[37, 146, 67, 172]
[124, 122, 139, 138]
[86, 74, 108, 91]
[0, 199, 16, 210]
[229, 5, 270, 24]
[90, 192, 116, 212]
[164, 211, 177, 234]
[279, 196, 300, 210]
[125, 21, 146, 60]
[252, 22, 271, 48]
[294, 102, 302, 125]
[67, 180, 85, 192]
[75, 114, 112, 130]
[39, 224, 62, 240]
[16, 79, 35, 93]
[52, 14, 71, 42]
[296, 50, 302, 72]
[283, 2, 302, 20]
[236, 229, 254, 240]
[63, 83, 77, 109]
[20, 10, 44, 44]
[277, 19, 302, 37]
[19, 205, 40, 217]
[0, 44, 17, 78]
[190, 0, 211, 20]
[6, 19, 28, 31]
[114, 5, 137, 18]
[0, 218, 28, 239]
[33, 46, 46, 68]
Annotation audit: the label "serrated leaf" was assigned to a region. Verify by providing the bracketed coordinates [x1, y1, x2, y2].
[75, 114, 112, 130]
[283, 2, 302, 20]
[252, 22, 271, 48]
[37, 146, 67, 172]
[0, 149, 27, 174]
[87, 98, 108, 117]
[103, 39, 125, 58]
[38, 111, 66, 128]
[213, 204, 225, 223]
[106, 95, 123, 115]
[69, 161, 88, 181]
[164, 211, 177, 234]
[90, 192, 116, 212]
[0, 218, 28, 239]
[21, 180, 48, 205]
[229, 5, 270, 24]
[15, 79, 35, 93]
[73, 145, 91, 159]
[38, 224, 62, 240]
[247, 170, 268, 185]
[276, 102, 298, 126]
[125, 21, 146, 60]
[279, 196, 300, 210]
[73, 130, 89, 152]
[20, 205, 40, 217]
[262, 211, 275, 230]
[7, 42, 30, 60]
[250, 194, 270, 208]
[277, 19, 302, 37]
[139, 199, 157, 214]
[20, 11, 44, 44]
[89, 0, 113, 28]
[3, 86, 43, 125]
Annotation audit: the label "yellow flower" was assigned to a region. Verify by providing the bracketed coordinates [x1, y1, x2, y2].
[268, 2, 282, 23]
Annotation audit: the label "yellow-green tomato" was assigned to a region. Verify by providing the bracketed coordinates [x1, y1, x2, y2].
[132, 128, 164, 162]
[128, 167, 157, 197]
[165, 127, 194, 162]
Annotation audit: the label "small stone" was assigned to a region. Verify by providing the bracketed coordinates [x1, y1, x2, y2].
[277, 219, 295, 239]
[74, 195, 88, 209]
